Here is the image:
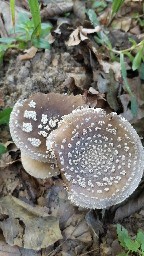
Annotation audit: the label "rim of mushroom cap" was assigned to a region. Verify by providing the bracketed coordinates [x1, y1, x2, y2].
[9, 92, 85, 163]
[46, 107, 144, 209]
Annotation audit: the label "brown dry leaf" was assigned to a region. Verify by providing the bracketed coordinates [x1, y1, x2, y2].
[99, 60, 121, 81]
[73, 0, 86, 23]
[66, 26, 100, 46]
[111, 17, 132, 32]
[0, 90, 4, 107]
[66, 65, 91, 90]
[113, 185, 144, 221]
[0, 234, 21, 256]
[41, 1, 73, 20]
[68, 72, 88, 89]
[106, 69, 120, 111]
[0, 152, 12, 168]
[0, 196, 62, 250]
[47, 33, 55, 44]
[18, 46, 38, 61]
[63, 220, 92, 243]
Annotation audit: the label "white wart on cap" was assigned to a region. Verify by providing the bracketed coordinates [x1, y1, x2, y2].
[9, 92, 85, 178]
[46, 108, 144, 209]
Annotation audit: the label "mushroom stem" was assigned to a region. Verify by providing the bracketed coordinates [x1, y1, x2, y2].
[21, 152, 60, 179]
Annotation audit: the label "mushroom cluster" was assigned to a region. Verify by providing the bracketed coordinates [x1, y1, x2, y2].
[9, 92, 85, 178]
[46, 108, 144, 209]
[10, 93, 144, 209]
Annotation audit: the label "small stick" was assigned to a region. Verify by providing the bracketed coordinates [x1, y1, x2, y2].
[0, 13, 8, 38]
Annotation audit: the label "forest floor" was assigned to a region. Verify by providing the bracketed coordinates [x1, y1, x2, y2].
[0, 0, 144, 255]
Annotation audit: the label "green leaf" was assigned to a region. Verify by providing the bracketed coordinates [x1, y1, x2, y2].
[17, 12, 30, 24]
[111, 0, 125, 16]
[139, 63, 144, 80]
[92, 1, 107, 9]
[28, 0, 41, 37]
[41, 22, 53, 37]
[120, 53, 138, 117]
[117, 224, 129, 249]
[124, 52, 134, 63]
[136, 230, 144, 252]
[132, 48, 143, 71]
[87, 9, 99, 27]
[99, 31, 112, 48]
[32, 38, 50, 49]
[0, 38, 16, 44]
[124, 238, 139, 252]
[0, 108, 12, 125]
[117, 253, 129, 256]
[0, 144, 7, 155]
[117, 225, 140, 253]
[131, 95, 138, 117]
[10, 0, 15, 27]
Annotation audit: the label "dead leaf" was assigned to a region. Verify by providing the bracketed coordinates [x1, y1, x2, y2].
[41, 1, 73, 20]
[97, 73, 109, 93]
[47, 33, 55, 44]
[111, 17, 132, 32]
[0, 90, 4, 107]
[0, 152, 12, 168]
[66, 26, 100, 46]
[63, 222, 92, 243]
[106, 69, 120, 111]
[18, 47, 38, 61]
[0, 13, 8, 37]
[66, 28, 80, 46]
[0, 234, 21, 256]
[99, 60, 121, 81]
[113, 186, 144, 222]
[73, 0, 86, 23]
[0, 196, 62, 250]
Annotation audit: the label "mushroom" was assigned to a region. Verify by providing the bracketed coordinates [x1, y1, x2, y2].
[9, 92, 85, 178]
[46, 108, 144, 209]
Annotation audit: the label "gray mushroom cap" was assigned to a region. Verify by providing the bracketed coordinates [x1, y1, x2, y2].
[9, 92, 85, 163]
[46, 108, 144, 209]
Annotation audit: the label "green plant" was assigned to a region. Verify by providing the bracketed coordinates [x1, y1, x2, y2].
[0, 108, 12, 156]
[86, 5, 144, 116]
[117, 224, 144, 256]
[109, 0, 125, 23]
[0, 0, 52, 62]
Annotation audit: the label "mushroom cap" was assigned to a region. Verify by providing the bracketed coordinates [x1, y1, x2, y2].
[46, 108, 144, 209]
[9, 92, 85, 163]
[21, 152, 60, 179]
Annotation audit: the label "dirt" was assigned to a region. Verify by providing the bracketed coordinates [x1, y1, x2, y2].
[0, 40, 92, 107]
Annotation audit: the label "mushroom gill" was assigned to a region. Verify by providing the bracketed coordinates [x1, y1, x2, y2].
[46, 108, 144, 209]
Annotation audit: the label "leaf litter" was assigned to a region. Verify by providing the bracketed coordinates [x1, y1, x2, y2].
[0, 0, 144, 255]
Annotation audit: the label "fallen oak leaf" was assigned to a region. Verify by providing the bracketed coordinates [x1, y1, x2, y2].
[18, 46, 38, 61]
[0, 196, 62, 250]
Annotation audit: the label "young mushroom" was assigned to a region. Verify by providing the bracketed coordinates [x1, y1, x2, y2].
[46, 108, 144, 209]
[9, 92, 85, 178]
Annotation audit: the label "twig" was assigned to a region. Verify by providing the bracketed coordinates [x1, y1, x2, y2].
[0, 13, 8, 38]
